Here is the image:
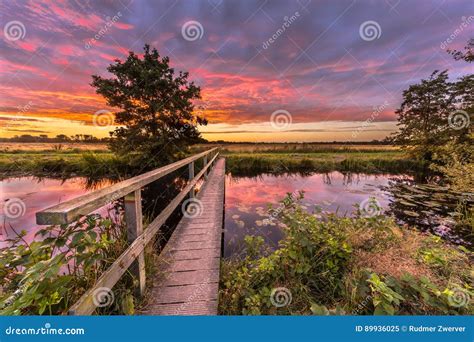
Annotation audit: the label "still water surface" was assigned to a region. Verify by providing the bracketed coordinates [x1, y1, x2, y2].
[1, 172, 471, 253]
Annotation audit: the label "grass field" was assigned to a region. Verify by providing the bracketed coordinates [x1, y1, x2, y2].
[0, 142, 423, 178]
[0, 142, 108, 152]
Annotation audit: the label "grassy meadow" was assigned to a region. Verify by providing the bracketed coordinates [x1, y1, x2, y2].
[0, 142, 421, 178]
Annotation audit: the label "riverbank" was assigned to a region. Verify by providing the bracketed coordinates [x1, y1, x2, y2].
[219, 194, 473, 315]
[224, 152, 425, 175]
[0, 151, 126, 179]
[0, 144, 426, 178]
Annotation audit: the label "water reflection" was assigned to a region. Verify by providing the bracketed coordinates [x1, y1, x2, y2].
[384, 179, 473, 246]
[224, 171, 471, 258]
[1, 177, 115, 242]
[0, 167, 194, 246]
[2, 170, 471, 257]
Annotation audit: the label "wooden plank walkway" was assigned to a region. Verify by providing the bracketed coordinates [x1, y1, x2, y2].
[143, 158, 225, 315]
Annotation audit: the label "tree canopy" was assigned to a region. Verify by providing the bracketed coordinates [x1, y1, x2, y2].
[91, 44, 207, 165]
[392, 64, 472, 160]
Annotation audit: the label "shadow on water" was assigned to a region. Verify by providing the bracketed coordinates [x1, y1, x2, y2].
[384, 178, 473, 247]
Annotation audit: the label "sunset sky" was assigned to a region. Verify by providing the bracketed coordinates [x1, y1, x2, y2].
[0, 0, 472, 142]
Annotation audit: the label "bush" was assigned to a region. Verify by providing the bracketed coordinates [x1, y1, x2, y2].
[219, 194, 473, 315]
[0, 208, 142, 315]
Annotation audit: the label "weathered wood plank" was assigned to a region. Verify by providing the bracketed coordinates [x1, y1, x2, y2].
[67, 153, 220, 315]
[147, 300, 218, 315]
[157, 269, 220, 286]
[143, 158, 225, 315]
[124, 190, 146, 297]
[168, 248, 221, 261]
[150, 283, 219, 304]
[161, 257, 220, 272]
[36, 148, 217, 225]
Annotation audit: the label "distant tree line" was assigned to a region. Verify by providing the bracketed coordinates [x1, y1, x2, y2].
[207, 140, 391, 145]
[0, 134, 110, 143]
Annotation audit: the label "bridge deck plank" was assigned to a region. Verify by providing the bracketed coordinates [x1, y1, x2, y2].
[143, 158, 225, 315]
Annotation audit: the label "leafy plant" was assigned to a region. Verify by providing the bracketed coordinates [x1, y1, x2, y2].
[219, 194, 473, 315]
[0, 208, 142, 315]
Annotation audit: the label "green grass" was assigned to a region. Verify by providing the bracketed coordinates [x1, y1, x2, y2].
[0, 151, 129, 179]
[224, 151, 426, 175]
[0, 145, 426, 178]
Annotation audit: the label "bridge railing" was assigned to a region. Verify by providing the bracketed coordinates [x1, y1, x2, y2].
[35, 147, 220, 315]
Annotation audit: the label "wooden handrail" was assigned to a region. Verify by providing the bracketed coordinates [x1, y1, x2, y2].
[33, 147, 220, 315]
[67, 151, 220, 315]
[36, 148, 218, 225]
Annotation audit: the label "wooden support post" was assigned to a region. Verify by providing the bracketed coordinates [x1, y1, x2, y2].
[124, 189, 145, 297]
[203, 155, 208, 179]
[189, 161, 195, 198]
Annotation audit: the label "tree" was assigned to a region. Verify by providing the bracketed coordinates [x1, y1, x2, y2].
[448, 38, 474, 63]
[392, 70, 455, 160]
[91, 44, 207, 166]
[431, 38, 474, 191]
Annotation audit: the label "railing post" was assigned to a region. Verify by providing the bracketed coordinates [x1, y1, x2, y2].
[189, 161, 195, 198]
[203, 155, 208, 179]
[124, 189, 146, 297]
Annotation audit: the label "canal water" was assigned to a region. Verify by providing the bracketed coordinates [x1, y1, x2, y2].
[1, 172, 471, 253]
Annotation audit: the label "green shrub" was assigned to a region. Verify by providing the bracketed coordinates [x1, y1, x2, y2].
[219, 194, 473, 315]
[0, 210, 142, 315]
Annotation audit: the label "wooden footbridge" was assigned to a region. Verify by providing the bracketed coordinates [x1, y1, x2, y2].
[36, 148, 225, 315]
